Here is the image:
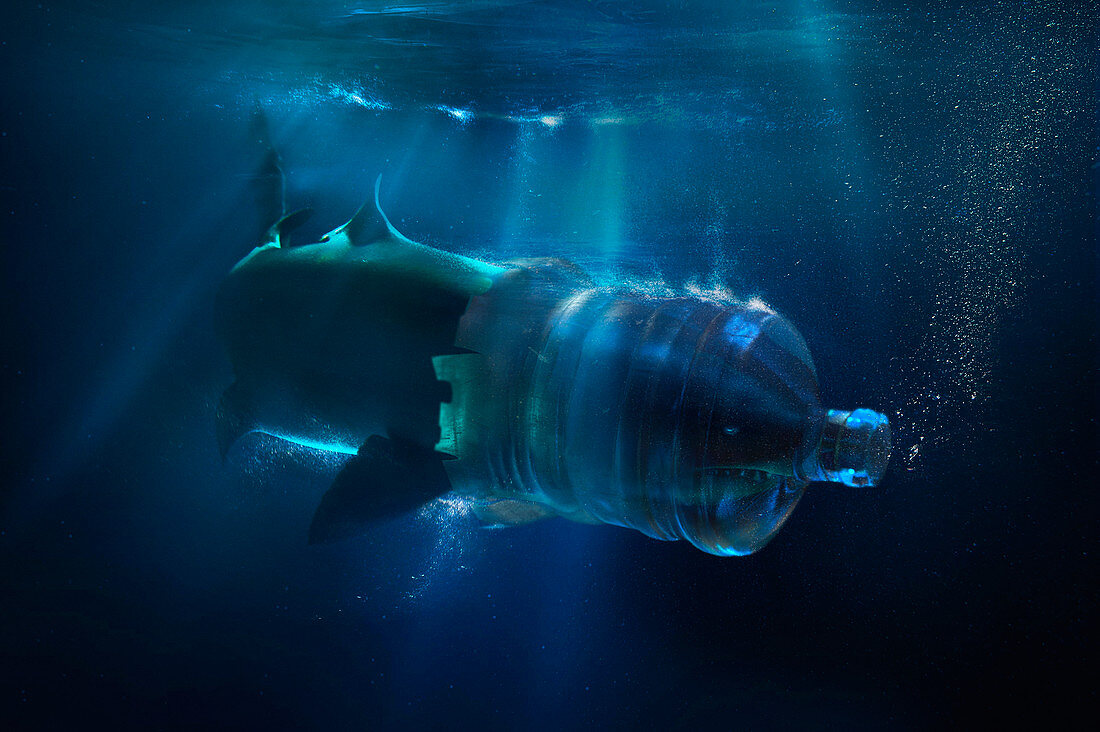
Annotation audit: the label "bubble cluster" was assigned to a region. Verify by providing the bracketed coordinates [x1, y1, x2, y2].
[401, 496, 477, 603]
[880, 3, 1092, 459]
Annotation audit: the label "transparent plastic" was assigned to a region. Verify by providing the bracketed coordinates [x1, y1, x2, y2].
[445, 260, 892, 556]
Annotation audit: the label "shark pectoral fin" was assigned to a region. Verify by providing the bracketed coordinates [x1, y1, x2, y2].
[308, 435, 452, 545]
[216, 382, 256, 460]
[471, 499, 554, 528]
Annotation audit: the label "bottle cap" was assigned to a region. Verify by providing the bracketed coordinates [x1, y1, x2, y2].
[808, 408, 891, 487]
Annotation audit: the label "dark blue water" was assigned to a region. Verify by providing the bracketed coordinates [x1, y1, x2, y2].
[2, 2, 1096, 728]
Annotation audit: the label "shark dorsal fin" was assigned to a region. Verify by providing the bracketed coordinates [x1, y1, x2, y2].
[322, 176, 410, 246]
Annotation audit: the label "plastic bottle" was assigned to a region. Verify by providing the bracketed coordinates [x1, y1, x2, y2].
[436, 259, 892, 556]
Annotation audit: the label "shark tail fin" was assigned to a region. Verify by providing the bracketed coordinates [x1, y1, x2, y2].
[249, 108, 286, 245]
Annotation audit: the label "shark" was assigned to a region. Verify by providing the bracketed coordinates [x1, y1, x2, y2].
[215, 122, 891, 556]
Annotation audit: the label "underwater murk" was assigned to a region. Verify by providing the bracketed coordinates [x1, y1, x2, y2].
[1, 1, 1095, 729]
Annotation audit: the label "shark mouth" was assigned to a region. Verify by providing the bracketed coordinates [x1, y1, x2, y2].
[693, 466, 795, 500]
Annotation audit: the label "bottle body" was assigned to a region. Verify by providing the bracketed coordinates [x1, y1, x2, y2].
[437, 259, 847, 556]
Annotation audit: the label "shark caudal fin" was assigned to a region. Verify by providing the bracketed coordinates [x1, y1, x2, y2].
[248, 108, 286, 245]
[248, 108, 315, 248]
[308, 435, 453, 544]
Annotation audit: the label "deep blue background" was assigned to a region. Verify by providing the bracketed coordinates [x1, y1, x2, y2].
[2, 2, 1096, 729]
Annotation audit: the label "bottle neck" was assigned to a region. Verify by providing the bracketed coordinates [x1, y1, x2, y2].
[798, 408, 892, 487]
